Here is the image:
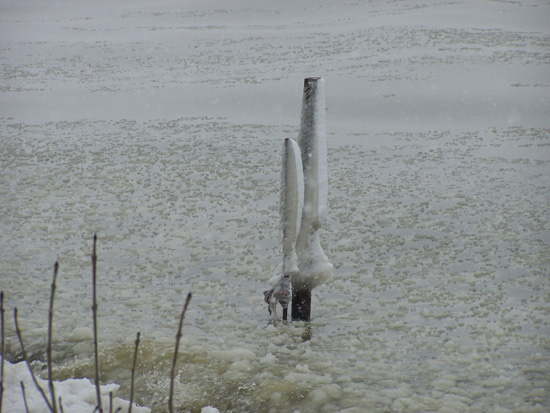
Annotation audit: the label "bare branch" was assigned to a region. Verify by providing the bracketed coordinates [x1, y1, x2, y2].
[20, 382, 29, 413]
[168, 293, 192, 413]
[0, 291, 5, 413]
[128, 331, 140, 413]
[91, 234, 103, 413]
[14, 308, 53, 411]
[47, 262, 59, 413]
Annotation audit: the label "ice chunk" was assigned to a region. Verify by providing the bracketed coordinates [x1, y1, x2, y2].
[210, 348, 256, 361]
[260, 353, 277, 364]
[68, 326, 94, 342]
[201, 407, 220, 413]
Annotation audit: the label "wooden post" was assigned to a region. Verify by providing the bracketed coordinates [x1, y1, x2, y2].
[291, 289, 311, 321]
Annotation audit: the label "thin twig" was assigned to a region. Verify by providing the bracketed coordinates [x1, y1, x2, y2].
[0, 291, 5, 413]
[168, 293, 192, 413]
[92, 234, 103, 413]
[128, 331, 140, 413]
[110, 392, 123, 413]
[14, 308, 53, 411]
[47, 262, 59, 413]
[59, 397, 64, 413]
[20, 382, 29, 413]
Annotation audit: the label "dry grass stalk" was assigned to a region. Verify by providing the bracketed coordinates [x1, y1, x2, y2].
[14, 308, 53, 411]
[0, 291, 5, 413]
[92, 234, 103, 413]
[109, 391, 122, 413]
[20, 381, 29, 413]
[168, 292, 192, 413]
[47, 262, 59, 413]
[129, 331, 140, 413]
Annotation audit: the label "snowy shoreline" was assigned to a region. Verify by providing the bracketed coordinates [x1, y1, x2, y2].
[1, 356, 222, 412]
[1, 355, 151, 413]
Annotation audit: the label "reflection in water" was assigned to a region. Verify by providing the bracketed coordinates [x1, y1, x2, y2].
[301, 323, 313, 343]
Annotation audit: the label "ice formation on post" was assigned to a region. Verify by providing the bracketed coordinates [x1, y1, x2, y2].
[294, 77, 333, 292]
[269, 77, 332, 322]
[265, 138, 303, 321]
[280, 137, 304, 277]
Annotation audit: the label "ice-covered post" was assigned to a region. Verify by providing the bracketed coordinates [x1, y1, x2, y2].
[280, 138, 304, 321]
[293, 77, 332, 321]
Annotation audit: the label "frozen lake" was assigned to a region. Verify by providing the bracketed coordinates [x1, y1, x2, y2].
[1, 0, 549, 411]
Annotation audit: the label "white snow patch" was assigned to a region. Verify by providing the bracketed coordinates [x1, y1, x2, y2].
[201, 407, 220, 413]
[0, 356, 150, 413]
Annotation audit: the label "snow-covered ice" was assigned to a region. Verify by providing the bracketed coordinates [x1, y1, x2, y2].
[1, 0, 549, 411]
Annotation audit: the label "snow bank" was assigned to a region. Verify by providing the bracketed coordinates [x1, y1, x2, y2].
[0, 356, 150, 413]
